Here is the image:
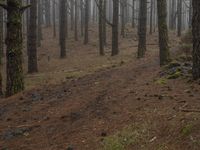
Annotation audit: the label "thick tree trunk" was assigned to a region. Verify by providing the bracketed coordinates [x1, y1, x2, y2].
[28, 0, 38, 73]
[138, 0, 147, 58]
[157, 0, 170, 66]
[0, 6, 3, 96]
[5, 0, 25, 96]
[192, 0, 200, 79]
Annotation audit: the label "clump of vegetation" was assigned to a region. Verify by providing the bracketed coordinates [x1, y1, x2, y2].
[102, 124, 150, 150]
[158, 60, 192, 81]
[181, 124, 193, 136]
[155, 78, 167, 85]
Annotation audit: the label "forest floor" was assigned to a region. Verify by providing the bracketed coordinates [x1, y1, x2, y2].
[0, 25, 200, 150]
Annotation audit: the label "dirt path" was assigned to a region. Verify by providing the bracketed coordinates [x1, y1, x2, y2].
[0, 28, 200, 150]
[0, 49, 200, 150]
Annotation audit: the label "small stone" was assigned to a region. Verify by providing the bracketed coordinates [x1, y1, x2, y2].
[101, 131, 107, 137]
[66, 145, 74, 150]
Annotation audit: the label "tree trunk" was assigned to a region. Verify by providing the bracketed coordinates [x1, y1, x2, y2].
[53, 0, 56, 37]
[28, 0, 38, 73]
[111, 0, 119, 56]
[132, 0, 135, 28]
[177, 0, 182, 37]
[59, 0, 66, 58]
[74, 0, 78, 41]
[0, 6, 3, 96]
[45, 0, 51, 27]
[70, 0, 74, 30]
[84, 0, 90, 44]
[157, 0, 170, 66]
[99, 0, 104, 55]
[192, 0, 200, 79]
[37, 0, 42, 47]
[5, 0, 25, 96]
[138, 0, 147, 58]
[149, 0, 153, 34]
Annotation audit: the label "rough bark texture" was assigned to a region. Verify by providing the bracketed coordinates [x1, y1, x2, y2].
[157, 0, 170, 66]
[0, 5, 3, 96]
[138, 0, 147, 58]
[192, 0, 200, 79]
[111, 0, 119, 56]
[28, 0, 38, 73]
[6, 0, 25, 96]
[177, 0, 182, 37]
[59, 0, 66, 58]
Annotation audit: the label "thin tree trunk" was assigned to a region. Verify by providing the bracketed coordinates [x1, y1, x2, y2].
[138, 0, 147, 58]
[59, 0, 66, 58]
[28, 0, 38, 73]
[111, 0, 119, 56]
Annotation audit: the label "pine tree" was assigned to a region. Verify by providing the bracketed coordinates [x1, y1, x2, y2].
[192, 0, 200, 79]
[138, 0, 147, 58]
[157, 0, 170, 66]
[28, 0, 38, 73]
[0, 0, 30, 96]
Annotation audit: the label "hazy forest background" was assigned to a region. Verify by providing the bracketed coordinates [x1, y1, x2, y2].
[0, 0, 200, 150]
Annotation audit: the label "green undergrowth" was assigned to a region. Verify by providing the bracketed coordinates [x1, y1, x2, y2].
[102, 123, 150, 150]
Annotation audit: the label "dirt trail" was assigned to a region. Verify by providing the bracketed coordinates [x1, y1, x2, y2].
[0, 28, 200, 150]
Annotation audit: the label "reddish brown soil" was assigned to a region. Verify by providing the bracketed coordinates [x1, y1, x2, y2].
[0, 26, 199, 150]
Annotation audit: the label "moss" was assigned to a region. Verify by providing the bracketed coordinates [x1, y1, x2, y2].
[165, 61, 181, 69]
[102, 124, 149, 150]
[155, 78, 167, 85]
[167, 71, 182, 79]
[181, 124, 193, 136]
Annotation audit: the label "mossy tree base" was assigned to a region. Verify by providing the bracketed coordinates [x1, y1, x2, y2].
[1, 0, 29, 97]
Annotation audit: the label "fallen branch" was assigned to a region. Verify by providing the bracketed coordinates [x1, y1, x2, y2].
[179, 108, 200, 113]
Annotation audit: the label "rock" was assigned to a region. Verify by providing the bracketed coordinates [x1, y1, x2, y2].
[66, 146, 74, 150]
[158, 95, 164, 100]
[166, 61, 181, 69]
[1, 127, 32, 140]
[31, 92, 43, 102]
[101, 131, 107, 137]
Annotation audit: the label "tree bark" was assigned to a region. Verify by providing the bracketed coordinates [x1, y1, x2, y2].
[111, 0, 119, 56]
[138, 0, 147, 58]
[192, 0, 200, 79]
[5, 0, 26, 96]
[28, 0, 38, 73]
[157, 0, 170, 66]
[59, 0, 66, 58]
